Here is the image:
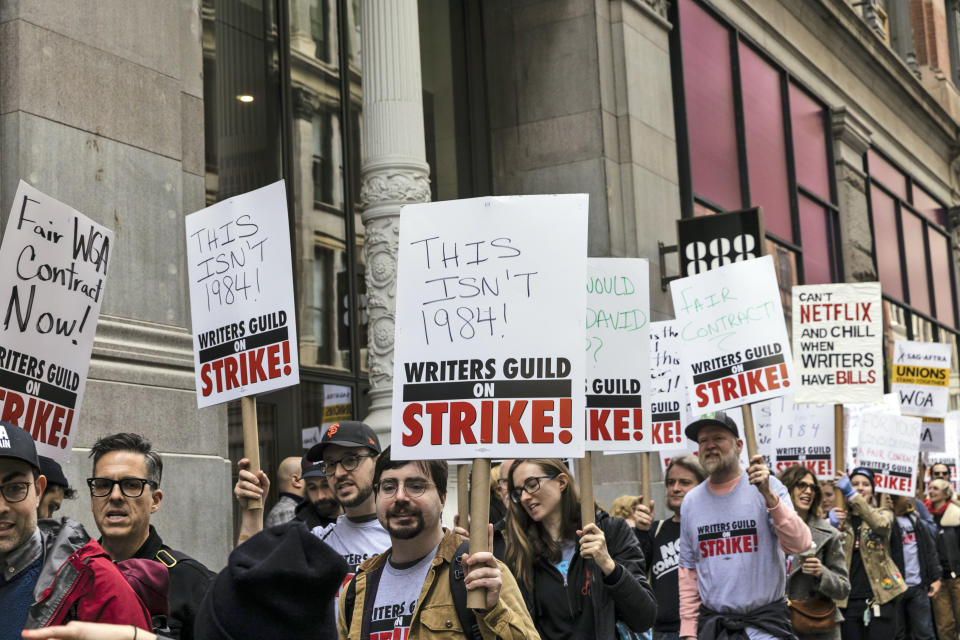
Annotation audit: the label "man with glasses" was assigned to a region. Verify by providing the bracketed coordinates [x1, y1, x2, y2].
[89, 433, 214, 640]
[338, 447, 538, 639]
[0, 422, 150, 633]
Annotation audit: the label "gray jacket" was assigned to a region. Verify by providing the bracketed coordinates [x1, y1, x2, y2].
[786, 516, 850, 640]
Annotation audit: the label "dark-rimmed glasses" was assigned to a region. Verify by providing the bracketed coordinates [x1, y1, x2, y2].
[87, 477, 157, 498]
[0, 481, 32, 503]
[319, 452, 376, 475]
[375, 478, 433, 498]
[794, 481, 817, 493]
[510, 474, 559, 504]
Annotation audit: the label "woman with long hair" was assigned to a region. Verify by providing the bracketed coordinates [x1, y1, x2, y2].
[778, 466, 850, 640]
[924, 478, 960, 640]
[503, 458, 656, 639]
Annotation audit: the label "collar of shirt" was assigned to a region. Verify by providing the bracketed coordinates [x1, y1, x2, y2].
[1, 528, 42, 583]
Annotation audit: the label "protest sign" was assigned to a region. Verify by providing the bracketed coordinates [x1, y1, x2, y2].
[769, 400, 835, 480]
[185, 180, 300, 407]
[892, 340, 952, 418]
[0, 181, 113, 461]
[677, 208, 764, 277]
[855, 410, 922, 497]
[391, 194, 588, 460]
[670, 255, 795, 413]
[585, 258, 651, 451]
[644, 320, 686, 450]
[791, 282, 882, 404]
[920, 418, 946, 453]
[927, 412, 960, 490]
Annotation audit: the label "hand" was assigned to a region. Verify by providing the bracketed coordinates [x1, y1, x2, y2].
[747, 456, 776, 507]
[828, 508, 846, 530]
[453, 513, 470, 539]
[834, 473, 856, 499]
[234, 458, 270, 508]
[634, 501, 654, 531]
[801, 556, 823, 577]
[578, 522, 616, 575]
[930, 579, 942, 598]
[462, 524, 500, 610]
[23, 623, 156, 640]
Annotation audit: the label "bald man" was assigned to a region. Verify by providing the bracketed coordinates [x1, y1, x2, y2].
[264, 456, 305, 528]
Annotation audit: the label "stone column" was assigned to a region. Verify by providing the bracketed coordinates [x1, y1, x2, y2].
[831, 107, 877, 282]
[358, 0, 431, 434]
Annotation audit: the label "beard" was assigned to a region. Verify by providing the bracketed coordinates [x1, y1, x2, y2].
[313, 497, 340, 518]
[702, 448, 738, 476]
[337, 480, 374, 508]
[385, 505, 425, 540]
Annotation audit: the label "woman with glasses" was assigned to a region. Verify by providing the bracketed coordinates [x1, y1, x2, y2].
[503, 458, 656, 639]
[777, 466, 849, 640]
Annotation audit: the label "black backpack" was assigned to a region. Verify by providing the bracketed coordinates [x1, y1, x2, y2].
[342, 540, 488, 639]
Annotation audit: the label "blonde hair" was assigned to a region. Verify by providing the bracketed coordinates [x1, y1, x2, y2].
[490, 463, 501, 492]
[610, 495, 639, 519]
[931, 478, 954, 499]
[504, 459, 581, 591]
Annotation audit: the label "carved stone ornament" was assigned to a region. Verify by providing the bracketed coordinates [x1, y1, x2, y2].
[360, 169, 431, 208]
[362, 217, 400, 388]
[645, 0, 669, 19]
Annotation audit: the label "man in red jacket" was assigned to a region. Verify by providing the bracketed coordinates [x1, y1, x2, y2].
[0, 422, 150, 637]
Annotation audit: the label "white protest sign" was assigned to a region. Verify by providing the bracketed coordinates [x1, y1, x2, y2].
[892, 340, 952, 418]
[752, 397, 780, 469]
[392, 195, 588, 460]
[185, 180, 300, 407]
[659, 404, 751, 473]
[644, 320, 686, 451]
[792, 282, 882, 404]
[670, 255, 795, 412]
[856, 411, 922, 497]
[927, 412, 960, 490]
[585, 258, 650, 451]
[0, 181, 113, 461]
[844, 394, 900, 470]
[920, 418, 946, 453]
[770, 400, 835, 480]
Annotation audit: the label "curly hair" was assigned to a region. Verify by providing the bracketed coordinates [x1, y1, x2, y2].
[610, 495, 639, 519]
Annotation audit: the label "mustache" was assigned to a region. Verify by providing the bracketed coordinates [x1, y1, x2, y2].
[388, 507, 421, 517]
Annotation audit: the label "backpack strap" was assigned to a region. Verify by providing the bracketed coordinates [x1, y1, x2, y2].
[154, 549, 178, 568]
[451, 540, 495, 640]
[343, 564, 386, 638]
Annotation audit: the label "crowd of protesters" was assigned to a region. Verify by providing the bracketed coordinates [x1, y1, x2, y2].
[8, 415, 960, 640]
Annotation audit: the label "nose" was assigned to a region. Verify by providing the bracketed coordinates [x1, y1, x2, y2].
[109, 482, 125, 501]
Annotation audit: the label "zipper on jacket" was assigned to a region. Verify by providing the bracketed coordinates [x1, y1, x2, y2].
[38, 553, 86, 626]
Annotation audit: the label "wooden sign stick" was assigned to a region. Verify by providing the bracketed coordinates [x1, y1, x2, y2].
[467, 458, 491, 610]
[641, 452, 652, 506]
[241, 396, 263, 510]
[834, 403, 847, 510]
[458, 464, 470, 530]
[740, 403, 759, 459]
[579, 452, 595, 527]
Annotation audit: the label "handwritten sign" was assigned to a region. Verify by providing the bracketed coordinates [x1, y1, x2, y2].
[770, 401, 835, 480]
[0, 181, 112, 461]
[855, 410, 922, 497]
[792, 282, 882, 404]
[892, 340, 952, 418]
[670, 255, 795, 412]
[391, 195, 588, 460]
[583, 259, 650, 451]
[927, 412, 960, 490]
[185, 180, 300, 407]
[646, 321, 687, 451]
[920, 417, 946, 453]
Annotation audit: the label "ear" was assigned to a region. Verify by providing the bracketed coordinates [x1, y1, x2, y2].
[151, 488, 163, 514]
[35, 474, 47, 496]
[556, 473, 569, 492]
[735, 439, 744, 454]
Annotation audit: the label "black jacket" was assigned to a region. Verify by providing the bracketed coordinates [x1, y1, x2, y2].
[132, 526, 216, 640]
[518, 512, 657, 640]
[294, 500, 337, 531]
[891, 511, 943, 589]
[698, 599, 796, 640]
[931, 503, 960, 579]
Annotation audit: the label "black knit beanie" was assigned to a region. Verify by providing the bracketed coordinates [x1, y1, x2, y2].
[194, 520, 348, 640]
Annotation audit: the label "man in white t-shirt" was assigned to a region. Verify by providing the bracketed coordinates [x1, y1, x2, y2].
[678, 411, 812, 640]
[337, 447, 538, 639]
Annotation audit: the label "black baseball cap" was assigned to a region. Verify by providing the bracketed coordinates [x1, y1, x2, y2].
[0, 421, 40, 472]
[685, 411, 740, 442]
[305, 421, 381, 462]
[38, 456, 69, 487]
[300, 455, 326, 479]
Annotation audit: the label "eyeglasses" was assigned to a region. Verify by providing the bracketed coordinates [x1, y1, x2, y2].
[87, 477, 158, 498]
[375, 478, 433, 498]
[795, 481, 817, 493]
[0, 481, 32, 503]
[510, 474, 559, 504]
[319, 452, 376, 475]
[933, 471, 951, 478]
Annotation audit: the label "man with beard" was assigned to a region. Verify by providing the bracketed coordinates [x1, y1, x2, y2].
[338, 447, 538, 639]
[677, 412, 811, 640]
[294, 455, 340, 529]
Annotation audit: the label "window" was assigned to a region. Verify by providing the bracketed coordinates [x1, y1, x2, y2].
[672, 0, 842, 305]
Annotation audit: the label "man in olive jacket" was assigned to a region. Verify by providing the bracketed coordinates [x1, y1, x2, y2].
[338, 448, 539, 639]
